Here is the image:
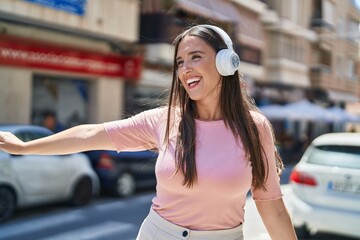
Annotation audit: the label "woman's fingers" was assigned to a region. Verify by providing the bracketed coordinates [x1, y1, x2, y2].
[0, 132, 24, 154]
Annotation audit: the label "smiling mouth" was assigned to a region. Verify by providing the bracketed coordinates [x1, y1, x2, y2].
[186, 77, 201, 87]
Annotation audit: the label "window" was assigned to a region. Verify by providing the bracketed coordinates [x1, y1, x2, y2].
[348, 18, 360, 42]
[323, 0, 335, 27]
[337, 17, 345, 36]
[270, 33, 304, 63]
[319, 49, 332, 67]
[336, 56, 343, 77]
[347, 59, 356, 80]
[308, 145, 360, 169]
[237, 45, 262, 65]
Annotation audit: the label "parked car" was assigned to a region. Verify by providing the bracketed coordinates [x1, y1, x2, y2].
[288, 132, 360, 238]
[0, 125, 100, 223]
[84, 149, 158, 197]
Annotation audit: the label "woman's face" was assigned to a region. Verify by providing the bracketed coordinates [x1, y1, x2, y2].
[176, 35, 222, 104]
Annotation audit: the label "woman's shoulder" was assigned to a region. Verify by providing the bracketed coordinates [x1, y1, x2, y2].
[250, 110, 268, 124]
[250, 110, 273, 136]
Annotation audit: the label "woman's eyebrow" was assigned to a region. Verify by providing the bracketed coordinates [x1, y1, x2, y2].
[176, 50, 205, 61]
[188, 50, 205, 55]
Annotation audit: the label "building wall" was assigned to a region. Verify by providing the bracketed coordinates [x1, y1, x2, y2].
[0, 21, 112, 53]
[0, 0, 139, 42]
[309, 0, 360, 102]
[261, 0, 313, 93]
[92, 78, 124, 123]
[234, 3, 266, 81]
[0, 0, 140, 125]
[0, 65, 126, 125]
[0, 66, 32, 123]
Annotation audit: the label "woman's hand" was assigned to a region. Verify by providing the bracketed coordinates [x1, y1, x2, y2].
[0, 131, 25, 155]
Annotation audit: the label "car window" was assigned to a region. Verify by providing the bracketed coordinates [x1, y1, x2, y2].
[307, 145, 360, 169]
[15, 131, 50, 142]
[28, 131, 50, 141]
[14, 132, 26, 142]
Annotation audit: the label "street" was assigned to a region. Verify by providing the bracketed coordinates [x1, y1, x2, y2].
[0, 192, 154, 240]
[0, 186, 356, 240]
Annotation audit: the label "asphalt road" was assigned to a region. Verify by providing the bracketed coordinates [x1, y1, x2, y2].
[0, 186, 356, 240]
[0, 192, 154, 240]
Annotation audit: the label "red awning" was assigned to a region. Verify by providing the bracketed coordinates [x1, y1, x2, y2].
[0, 34, 142, 80]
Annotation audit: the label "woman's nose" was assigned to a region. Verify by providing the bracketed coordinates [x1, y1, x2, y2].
[180, 61, 192, 74]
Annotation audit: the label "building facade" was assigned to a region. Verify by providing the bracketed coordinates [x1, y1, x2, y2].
[308, 0, 360, 104]
[0, 0, 140, 127]
[1, 0, 358, 127]
[139, 0, 360, 109]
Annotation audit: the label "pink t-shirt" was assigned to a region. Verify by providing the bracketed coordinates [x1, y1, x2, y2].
[104, 107, 282, 230]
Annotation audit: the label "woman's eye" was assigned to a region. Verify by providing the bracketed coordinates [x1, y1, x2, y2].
[192, 55, 201, 60]
[177, 60, 184, 67]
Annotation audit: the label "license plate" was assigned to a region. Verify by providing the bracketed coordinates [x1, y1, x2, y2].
[328, 181, 360, 194]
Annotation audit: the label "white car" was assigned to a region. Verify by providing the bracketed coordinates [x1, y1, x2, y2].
[0, 125, 100, 222]
[288, 132, 360, 238]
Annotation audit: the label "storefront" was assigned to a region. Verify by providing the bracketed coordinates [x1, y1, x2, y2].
[0, 34, 141, 126]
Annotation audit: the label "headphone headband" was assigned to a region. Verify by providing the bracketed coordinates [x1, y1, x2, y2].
[198, 24, 234, 51]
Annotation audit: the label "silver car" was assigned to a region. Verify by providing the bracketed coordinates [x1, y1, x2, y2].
[0, 125, 100, 222]
[288, 132, 360, 238]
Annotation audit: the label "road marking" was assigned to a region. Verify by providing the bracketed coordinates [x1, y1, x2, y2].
[0, 211, 84, 239]
[93, 193, 154, 211]
[93, 201, 127, 211]
[38, 221, 136, 240]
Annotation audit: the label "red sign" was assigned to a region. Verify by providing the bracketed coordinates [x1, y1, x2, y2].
[0, 34, 142, 79]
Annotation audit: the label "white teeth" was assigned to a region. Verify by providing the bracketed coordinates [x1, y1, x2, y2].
[186, 77, 201, 85]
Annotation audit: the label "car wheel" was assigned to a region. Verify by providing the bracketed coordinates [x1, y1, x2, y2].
[0, 187, 16, 223]
[69, 177, 92, 206]
[295, 225, 311, 238]
[115, 173, 136, 197]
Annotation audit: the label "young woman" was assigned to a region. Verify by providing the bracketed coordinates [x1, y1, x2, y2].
[0, 24, 297, 240]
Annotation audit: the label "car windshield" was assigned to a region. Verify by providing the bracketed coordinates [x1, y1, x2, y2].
[307, 145, 360, 169]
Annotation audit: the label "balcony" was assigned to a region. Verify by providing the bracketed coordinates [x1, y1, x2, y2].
[310, 64, 358, 94]
[235, 44, 262, 65]
[310, 18, 334, 31]
[266, 58, 309, 87]
[310, 64, 334, 87]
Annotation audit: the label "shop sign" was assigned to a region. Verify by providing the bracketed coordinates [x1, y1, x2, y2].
[24, 0, 87, 16]
[0, 35, 142, 80]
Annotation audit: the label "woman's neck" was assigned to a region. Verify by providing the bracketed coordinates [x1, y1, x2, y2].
[195, 102, 222, 121]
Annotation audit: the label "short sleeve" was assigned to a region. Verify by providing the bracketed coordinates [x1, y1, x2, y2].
[251, 115, 283, 201]
[103, 108, 166, 152]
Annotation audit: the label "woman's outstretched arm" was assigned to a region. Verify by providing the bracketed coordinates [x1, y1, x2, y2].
[0, 124, 115, 155]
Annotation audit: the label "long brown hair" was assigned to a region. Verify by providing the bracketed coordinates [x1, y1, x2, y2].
[164, 25, 283, 190]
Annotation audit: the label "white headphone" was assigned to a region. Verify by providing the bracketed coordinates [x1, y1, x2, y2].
[192, 24, 240, 76]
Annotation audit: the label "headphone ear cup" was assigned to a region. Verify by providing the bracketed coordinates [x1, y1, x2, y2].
[215, 49, 240, 76]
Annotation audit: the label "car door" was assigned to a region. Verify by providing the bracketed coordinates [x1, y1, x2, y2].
[11, 130, 67, 203]
[120, 150, 157, 185]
